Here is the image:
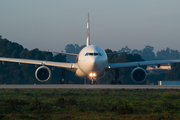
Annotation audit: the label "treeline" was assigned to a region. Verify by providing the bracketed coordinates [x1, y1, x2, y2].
[118, 45, 180, 60]
[1, 35, 180, 84]
[65, 44, 180, 62]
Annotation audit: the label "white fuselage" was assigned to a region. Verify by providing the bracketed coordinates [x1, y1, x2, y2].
[75, 45, 108, 78]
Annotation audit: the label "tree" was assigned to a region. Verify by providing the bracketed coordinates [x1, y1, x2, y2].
[105, 49, 118, 63]
[141, 45, 156, 60]
[131, 49, 142, 56]
[118, 46, 131, 53]
[165, 63, 180, 80]
[157, 48, 179, 60]
[65, 44, 85, 62]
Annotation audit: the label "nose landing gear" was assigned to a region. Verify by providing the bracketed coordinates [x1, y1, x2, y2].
[89, 78, 97, 84]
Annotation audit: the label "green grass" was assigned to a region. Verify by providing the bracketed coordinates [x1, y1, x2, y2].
[0, 89, 180, 119]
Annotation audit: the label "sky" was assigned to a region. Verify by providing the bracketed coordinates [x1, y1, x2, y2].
[1, 0, 180, 53]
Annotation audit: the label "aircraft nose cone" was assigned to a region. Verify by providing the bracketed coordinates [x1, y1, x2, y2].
[78, 55, 107, 77]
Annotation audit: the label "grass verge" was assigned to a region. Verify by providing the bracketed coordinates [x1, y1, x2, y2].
[0, 89, 180, 119]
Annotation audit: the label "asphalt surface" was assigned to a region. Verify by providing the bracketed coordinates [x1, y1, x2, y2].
[0, 84, 180, 89]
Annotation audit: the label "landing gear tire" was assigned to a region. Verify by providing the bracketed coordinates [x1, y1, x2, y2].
[117, 81, 121, 85]
[111, 81, 115, 84]
[111, 81, 121, 84]
[90, 80, 96, 84]
[59, 80, 69, 84]
[65, 80, 69, 84]
[59, 81, 64, 84]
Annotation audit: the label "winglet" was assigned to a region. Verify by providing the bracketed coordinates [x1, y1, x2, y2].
[86, 12, 90, 46]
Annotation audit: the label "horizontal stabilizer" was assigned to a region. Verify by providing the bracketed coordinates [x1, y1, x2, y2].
[44, 50, 78, 56]
[107, 52, 127, 55]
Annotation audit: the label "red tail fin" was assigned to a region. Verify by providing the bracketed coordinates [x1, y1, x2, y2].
[86, 12, 90, 46]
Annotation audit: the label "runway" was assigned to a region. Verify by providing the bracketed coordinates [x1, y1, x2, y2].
[0, 84, 180, 89]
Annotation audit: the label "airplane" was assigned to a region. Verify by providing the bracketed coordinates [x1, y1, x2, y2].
[1, 12, 180, 84]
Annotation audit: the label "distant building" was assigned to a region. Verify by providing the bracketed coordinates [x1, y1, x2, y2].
[155, 63, 171, 70]
[146, 66, 154, 70]
[146, 64, 171, 74]
[147, 64, 171, 71]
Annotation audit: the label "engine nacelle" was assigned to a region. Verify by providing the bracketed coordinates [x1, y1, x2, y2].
[131, 67, 147, 83]
[35, 66, 51, 82]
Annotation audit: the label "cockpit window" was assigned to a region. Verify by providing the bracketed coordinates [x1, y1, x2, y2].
[89, 53, 93, 56]
[98, 53, 102, 56]
[85, 53, 89, 56]
[85, 52, 102, 56]
[94, 53, 98, 56]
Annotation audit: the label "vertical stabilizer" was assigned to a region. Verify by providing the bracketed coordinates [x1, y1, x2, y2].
[86, 12, 90, 46]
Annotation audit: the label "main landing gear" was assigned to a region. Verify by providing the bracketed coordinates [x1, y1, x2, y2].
[60, 69, 70, 84]
[110, 69, 121, 84]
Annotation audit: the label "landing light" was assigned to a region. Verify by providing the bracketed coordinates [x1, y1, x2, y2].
[93, 73, 96, 77]
[71, 65, 74, 68]
[89, 73, 96, 77]
[90, 73, 93, 77]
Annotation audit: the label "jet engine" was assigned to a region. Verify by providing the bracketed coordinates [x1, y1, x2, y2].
[35, 66, 51, 82]
[131, 67, 147, 83]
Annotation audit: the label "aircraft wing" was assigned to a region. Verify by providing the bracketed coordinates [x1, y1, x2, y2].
[107, 59, 180, 69]
[0, 57, 78, 69]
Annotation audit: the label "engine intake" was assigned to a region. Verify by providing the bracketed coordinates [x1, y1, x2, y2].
[131, 67, 147, 83]
[35, 66, 51, 82]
